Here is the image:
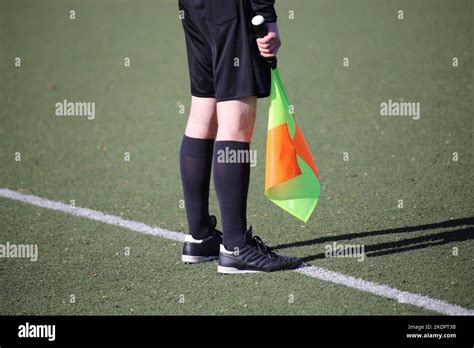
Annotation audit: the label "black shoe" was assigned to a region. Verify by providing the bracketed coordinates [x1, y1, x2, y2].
[217, 227, 302, 274]
[182, 215, 222, 263]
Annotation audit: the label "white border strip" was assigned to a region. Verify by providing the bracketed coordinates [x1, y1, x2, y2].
[0, 188, 184, 242]
[296, 266, 472, 316]
[1, 188, 472, 316]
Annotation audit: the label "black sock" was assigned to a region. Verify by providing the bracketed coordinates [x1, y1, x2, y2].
[179, 135, 214, 239]
[213, 140, 250, 250]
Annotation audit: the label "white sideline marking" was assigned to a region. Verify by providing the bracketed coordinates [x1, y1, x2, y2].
[296, 266, 473, 316]
[1, 188, 472, 316]
[0, 188, 184, 242]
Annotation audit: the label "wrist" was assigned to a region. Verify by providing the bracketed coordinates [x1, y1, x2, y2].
[266, 22, 279, 33]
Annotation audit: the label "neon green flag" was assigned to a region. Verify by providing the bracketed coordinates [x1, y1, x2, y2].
[264, 69, 320, 222]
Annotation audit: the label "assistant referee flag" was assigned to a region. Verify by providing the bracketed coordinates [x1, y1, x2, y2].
[264, 68, 320, 222]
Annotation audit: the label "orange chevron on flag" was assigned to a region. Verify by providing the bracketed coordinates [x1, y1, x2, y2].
[264, 69, 320, 222]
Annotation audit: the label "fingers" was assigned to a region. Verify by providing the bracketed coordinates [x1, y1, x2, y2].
[257, 43, 280, 57]
[258, 47, 279, 58]
[257, 42, 271, 49]
[256, 32, 280, 58]
[260, 51, 278, 58]
[259, 47, 279, 56]
[256, 32, 276, 45]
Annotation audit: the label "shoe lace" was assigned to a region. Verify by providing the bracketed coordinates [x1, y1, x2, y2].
[214, 228, 223, 237]
[251, 235, 276, 258]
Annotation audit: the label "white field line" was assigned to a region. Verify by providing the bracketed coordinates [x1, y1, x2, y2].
[0, 188, 184, 242]
[1, 188, 472, 316]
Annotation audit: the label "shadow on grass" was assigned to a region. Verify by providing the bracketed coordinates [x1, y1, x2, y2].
[271, 217, 474, 262]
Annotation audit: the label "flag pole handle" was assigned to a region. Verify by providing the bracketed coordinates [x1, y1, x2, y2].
[252, 15, 278, 70]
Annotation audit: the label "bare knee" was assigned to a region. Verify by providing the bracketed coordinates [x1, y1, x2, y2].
[216, 96, 257, 142]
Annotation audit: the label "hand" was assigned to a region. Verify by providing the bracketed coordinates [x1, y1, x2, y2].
[256, 22, 281, 58]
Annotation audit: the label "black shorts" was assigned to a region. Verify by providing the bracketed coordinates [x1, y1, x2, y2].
[179, 0, 271, 102]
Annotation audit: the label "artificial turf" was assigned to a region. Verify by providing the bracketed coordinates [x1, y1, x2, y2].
[0, 0, 472, 315]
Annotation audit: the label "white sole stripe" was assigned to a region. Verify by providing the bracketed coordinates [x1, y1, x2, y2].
[182, 255, 218, 263]
[217, 266, 262, 274]
[1, 188, 472, 316]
